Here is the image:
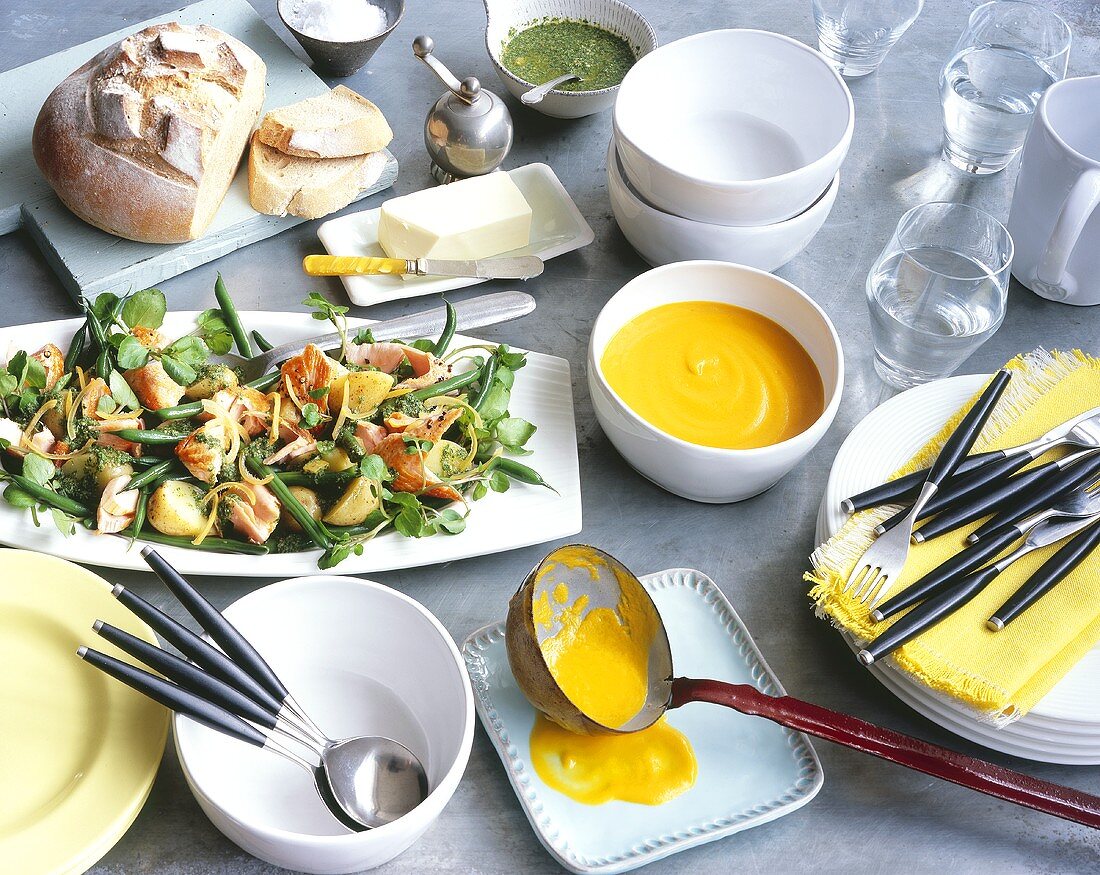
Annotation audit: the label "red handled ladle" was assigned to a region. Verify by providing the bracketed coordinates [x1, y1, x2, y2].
[505, 545, 1100, 829]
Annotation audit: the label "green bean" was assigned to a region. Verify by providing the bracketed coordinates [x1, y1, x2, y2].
[275, 469, 357, 488]
[492, 457, 555, 490]
[470, 355, 499, 411]
[64, 326, 87, 371]
[132, 489, 148, 537]
[215, 273, 253, 358]
[248, 457, 332, 548]
[430, 300, 457, 357]
[10, 474, 90, 516]
[112, 429, 185, 445]
[126, 459, 177, 490]
[118, 528, 269, 555]
[247, 371, 281, 391]
[251, 329, 274, 352]
[409, 367, 481, 401]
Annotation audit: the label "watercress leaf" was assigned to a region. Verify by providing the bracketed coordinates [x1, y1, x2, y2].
[495, 417, 536, 449]
[7, 351, 27, 381]
[300, 403, 321, 429]
[108, 370, 141, 410]
[359, 454, 387, 481]
[159, 355, 197, 387]
[0, 368, 16, 398]
[495, 366, 515, 390]
[23, 356, 47, 390]
[106, 331, 128, 349]
[91, 293, 120, 325]
[477, 383, 511, 422]
[18, 390, 40, 417]
[353, 328, 376, 345]
[196, 309, 234, 355]
[95, 394, 117, 416]
[50, 508, 76, 537]
[489, 469, 511, 493]
[410, 338, 435, 353]
[121, 288, 166, 329]
[387, 491, 420, 511]
[394, 507, 425, 538]
[471, 481, 488, 501]
[496, 345, 527, 370]
[3, 484, 37, 509]
[308, 387, 330, 400]
[434, 508, 466, 534]
[163, 335, 209, 368]
[22, 453, 55, 486]
[116, 334, 150, 370]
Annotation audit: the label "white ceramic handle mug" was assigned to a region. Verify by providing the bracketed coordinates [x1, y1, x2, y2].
[1008, 75, 1100, 306]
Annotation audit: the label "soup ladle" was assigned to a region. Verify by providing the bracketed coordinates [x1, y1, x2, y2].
[506, 545, 1100, 829]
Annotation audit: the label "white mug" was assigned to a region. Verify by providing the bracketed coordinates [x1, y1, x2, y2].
[1008, 75, 1100, 306]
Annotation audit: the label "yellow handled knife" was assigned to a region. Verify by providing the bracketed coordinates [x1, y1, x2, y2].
[303, 254, 545, 280]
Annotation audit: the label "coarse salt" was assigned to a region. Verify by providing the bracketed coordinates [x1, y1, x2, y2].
[284, 0, 389, 42]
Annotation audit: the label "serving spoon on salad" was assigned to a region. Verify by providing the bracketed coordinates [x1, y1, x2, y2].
[506, 545, 1100, 829]
[215, 290, 535, 383]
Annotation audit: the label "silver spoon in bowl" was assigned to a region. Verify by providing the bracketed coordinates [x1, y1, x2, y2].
[522, 72, 581, 105]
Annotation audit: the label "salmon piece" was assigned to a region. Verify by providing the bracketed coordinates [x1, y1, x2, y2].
[264, 435, 316, 466]
[123, 360, 185, 411]
[280, 344, 345, 414]
[383, 412, 420, 434]
[199, 387, 272, 437]
[343, 342, 430, 374]
[395, 357, 453, 393]
[374, 408, 464, 502]
[355, 421, 387, 455]
[175, 421, 226, 484]
[82, 378, 112, 419]
[0, 419, 56, 458]
[97, 474, 138, 533]
[31, 343, 65, 389]
[227, 483, 280, 544]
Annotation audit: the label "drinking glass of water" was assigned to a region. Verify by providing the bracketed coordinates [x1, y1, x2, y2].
[812, 0, 924, 78]
[866, 202, 1013, 389]
[940, 0, 1071, 175]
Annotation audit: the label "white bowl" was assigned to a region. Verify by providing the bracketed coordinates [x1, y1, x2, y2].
[174, 576, 474, 874]
[613, 29, 854, 226]
[483, 0, 658, 119]
[587, 261, 844, 503]
[607, 138, 840, 271]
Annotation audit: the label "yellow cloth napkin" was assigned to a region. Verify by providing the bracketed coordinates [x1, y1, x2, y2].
[808, 349, 1100, 723]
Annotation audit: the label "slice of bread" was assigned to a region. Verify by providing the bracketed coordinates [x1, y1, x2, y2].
[248, 135, 387, 219]
[256, 85, 393, 159]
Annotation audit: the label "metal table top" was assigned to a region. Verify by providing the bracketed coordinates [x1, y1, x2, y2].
[2, 0, 1098, 871]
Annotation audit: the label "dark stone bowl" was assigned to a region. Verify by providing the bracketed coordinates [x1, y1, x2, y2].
[278, 0, 405, 78]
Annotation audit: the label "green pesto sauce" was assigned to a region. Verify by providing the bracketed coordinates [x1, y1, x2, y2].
[501, 20, 636, 92]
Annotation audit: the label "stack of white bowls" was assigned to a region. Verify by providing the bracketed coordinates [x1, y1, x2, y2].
[609, 29, 855, 272]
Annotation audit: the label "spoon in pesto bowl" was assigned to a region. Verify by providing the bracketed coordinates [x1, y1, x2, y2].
[521, 73, 582, 105]
[506, 544, 1100, 829]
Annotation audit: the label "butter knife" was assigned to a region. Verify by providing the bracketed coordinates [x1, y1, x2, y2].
[303, 254, 545, 280]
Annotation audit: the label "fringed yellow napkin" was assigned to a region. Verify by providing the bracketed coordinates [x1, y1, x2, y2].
[808, 349, 1100, 724]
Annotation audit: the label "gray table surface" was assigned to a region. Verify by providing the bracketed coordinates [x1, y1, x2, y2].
[3, 0, 1100, 872]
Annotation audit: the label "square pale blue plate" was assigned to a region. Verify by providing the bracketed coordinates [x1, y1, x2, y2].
[462, 568, 824, 874]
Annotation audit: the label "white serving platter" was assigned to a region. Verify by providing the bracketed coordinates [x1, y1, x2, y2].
[816, 374, 1100, 764]
[316, 163, 595, 307]
[0, 0, 396, 301]
[0, 311, 581, 577]
[463, 568, 823, 875]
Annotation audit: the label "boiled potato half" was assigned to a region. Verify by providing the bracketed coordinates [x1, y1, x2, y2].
[148, 480, 208, 537]
[330, 371, 394, 414]
[322, 477, 379, 526]
[285, 486, 322, 533]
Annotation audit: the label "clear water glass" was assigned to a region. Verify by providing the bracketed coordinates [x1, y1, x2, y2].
[812, 0, 924, 78]
[866, 202, 1013, 390]
[939, 0, 1071, 175]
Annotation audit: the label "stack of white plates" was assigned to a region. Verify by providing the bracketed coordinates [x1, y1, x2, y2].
[816, 374, 1100, 764]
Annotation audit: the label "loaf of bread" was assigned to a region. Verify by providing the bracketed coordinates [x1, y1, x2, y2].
[255, 85, 392, 159]
[248, 135, 388, 220]
[32, 23, 266, 244]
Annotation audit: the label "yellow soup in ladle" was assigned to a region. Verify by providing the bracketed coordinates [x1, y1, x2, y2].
[600, 301, 824, 450]
[528, 547, 697, 806]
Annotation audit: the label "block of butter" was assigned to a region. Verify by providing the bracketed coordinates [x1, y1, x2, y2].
[377, 173, 532, 262]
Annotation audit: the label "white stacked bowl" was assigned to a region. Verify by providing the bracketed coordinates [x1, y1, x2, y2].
[608, 29, 854, 268]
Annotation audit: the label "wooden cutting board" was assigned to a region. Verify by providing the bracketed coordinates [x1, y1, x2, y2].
[0, 0, 398, 301]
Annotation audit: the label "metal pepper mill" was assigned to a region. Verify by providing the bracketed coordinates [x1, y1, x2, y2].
[412, 35, 514, 184]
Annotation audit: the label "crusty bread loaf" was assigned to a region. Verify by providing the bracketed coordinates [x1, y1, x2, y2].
[248, 135, 388, 220]
[32, 23, 266, 244]
[256, 85, 392, 159]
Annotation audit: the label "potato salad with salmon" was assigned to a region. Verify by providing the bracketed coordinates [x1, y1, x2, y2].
[0, 280, 547, 569]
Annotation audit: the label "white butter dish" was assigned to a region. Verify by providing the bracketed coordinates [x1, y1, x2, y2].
[317, 163, 594, 307]
[462, 567, 823, 874]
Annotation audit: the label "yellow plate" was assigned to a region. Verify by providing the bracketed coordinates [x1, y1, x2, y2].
[0, 550, 169, 875]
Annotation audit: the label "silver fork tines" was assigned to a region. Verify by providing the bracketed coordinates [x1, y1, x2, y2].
[844, 482, 939, 608]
